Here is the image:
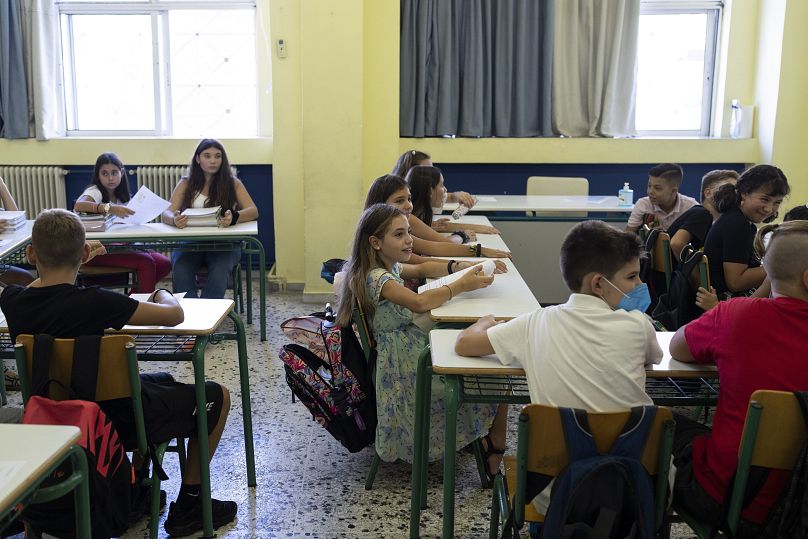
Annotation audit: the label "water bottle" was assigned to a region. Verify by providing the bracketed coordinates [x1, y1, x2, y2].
[618, 182, 633, 207]
[451, 203, 470, 220]
[729, 99, 742, 139]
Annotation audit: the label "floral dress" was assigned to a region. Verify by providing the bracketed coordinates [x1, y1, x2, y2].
[367, 264, 497, 463]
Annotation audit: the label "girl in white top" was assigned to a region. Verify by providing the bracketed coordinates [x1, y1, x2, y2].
[73, 152, 171, 292]
[161, 139, 258, 298]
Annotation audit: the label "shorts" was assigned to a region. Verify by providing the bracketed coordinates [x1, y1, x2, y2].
[101, 372, 224, 449]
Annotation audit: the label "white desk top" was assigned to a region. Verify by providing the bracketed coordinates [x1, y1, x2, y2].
[0, 298, 234, 337]
[429, 258, 540, 322]
[0, 221, 33, 260]
[0, 424, 80, 510]
[429, 329, 717, 378]
[444, 195, 633, 213]
[86, 221, 257, 240]
[433, 215, 493, 227]
[439, 233, 508, 252]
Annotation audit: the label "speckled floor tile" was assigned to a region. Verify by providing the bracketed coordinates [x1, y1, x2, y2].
[3, 278, 702, 538]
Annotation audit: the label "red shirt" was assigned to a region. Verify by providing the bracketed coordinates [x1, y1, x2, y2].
[684, 296, 808, 523]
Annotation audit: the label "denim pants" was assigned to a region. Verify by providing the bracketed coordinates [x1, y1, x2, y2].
[171, 248, 242, 299]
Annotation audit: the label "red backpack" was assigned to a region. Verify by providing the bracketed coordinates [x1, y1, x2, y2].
[21, 335, 132, 539]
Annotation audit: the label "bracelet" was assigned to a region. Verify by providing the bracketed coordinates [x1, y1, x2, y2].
[447, 260, 456, 274]
[475, 243, 482, 257]
[149, 288, 173, 303]
[230, 209, 240, 226]
[444, 284, 453, 300]
[451, 230, 469, 243]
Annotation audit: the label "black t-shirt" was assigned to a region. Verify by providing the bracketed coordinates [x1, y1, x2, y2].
[666, 205, 713, 254]
[703, 207, 760, 296]
[0, 284, 139, 342]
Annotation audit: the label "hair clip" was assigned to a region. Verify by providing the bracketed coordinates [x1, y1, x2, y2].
[411, 150, 416, 156]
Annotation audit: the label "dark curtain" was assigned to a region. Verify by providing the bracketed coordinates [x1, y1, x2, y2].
[0, 0, 30, 138]
[400, 0, 554, 138]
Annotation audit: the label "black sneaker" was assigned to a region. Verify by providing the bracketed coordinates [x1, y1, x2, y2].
[164, 498, 237, 537]
[129, 485, 167, 524]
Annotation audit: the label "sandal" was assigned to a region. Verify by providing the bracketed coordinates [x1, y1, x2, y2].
[480, 433, 506, 488]
[4, 366, 20, 392]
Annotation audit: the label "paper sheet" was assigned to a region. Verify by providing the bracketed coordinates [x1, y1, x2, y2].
[475, 196, 497, 202]
[0, 461, 26, 484]
[417, 261, 492, 294]
[119, 186, 171, 225]
[129, 292, 186, 301]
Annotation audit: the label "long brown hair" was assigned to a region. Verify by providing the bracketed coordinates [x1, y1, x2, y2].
[335, 204, 405, 328]
[391, 149, 431, 178]
[179, 139, 237, 211]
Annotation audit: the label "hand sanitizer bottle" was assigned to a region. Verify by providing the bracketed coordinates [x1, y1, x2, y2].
[618, 182, 633, 207]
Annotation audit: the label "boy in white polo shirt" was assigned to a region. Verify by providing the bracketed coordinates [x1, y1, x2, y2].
[626, 163, 698, 233]
[455, 220, 662, 518]
[456, 219, 661, 410]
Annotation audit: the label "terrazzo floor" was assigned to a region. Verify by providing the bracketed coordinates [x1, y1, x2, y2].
[4, 279, 701, 538]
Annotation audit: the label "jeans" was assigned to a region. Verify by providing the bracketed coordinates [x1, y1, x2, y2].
[171, 248, 241, 299]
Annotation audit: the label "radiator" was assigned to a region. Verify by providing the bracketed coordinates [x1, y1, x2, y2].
[135, 165, 239, 201]
[0, 166, 68, 219]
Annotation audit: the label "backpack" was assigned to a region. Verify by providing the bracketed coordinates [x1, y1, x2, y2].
[21, 334, 132, 539]
[651, 248, 705, 330]
[321, 258, 346, 284]
[758, 391, 808, 539]
[278, 309, 377, 453]
[503, 406, 658, 539]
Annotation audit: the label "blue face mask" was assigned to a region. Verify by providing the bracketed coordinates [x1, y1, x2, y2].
[603, 278, 652, 313]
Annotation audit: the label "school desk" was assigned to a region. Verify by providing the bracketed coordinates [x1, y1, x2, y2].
[410, 329, 718, 539]
[433, 214, 495, 228]
[0, 425, 90, 538]
[0, 221, 32, 264]
[85, 221, 268, 341]
[444, 195, 633, 213]
[0, 299, 256, 539]
[439, 232, 510, 252]
[427, 258, 539, 322]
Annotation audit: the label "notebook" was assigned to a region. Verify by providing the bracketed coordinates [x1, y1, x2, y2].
[181, 206, 222, 227]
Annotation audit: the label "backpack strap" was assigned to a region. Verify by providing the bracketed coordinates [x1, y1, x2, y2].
[609, 406, 657, 460]
[32, 334, 55, 397]
[559, 407, 599, 461]
[69, 335, 102, 401]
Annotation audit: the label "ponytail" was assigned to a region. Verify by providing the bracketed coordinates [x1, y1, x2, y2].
[713, 183, 741, 214]
[754, 223, 779, 260]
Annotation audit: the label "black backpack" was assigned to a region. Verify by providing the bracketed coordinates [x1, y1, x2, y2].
[278, 308, 377, 453]
[758, 391, 808, 539]
[502, 407, 659, 539]
[21, 335, 132, 539]
[651, 248, 705, 330]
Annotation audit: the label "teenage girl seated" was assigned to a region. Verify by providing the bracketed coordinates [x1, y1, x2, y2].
[365, 175, 510, 259]
[406, 165, 499, 239]
[393, 149, 480, 212]
[74, 152, 171, 293]
[334, 203, 509, 474]
[703, 164, 789, 299]
[161, 139, 258, 299]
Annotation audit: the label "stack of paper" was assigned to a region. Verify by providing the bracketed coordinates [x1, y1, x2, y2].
[78, 213, 115, 232]
[119, 186, 172, 225]
[0, 211, 26, 231]
[181, 206, 221, 227]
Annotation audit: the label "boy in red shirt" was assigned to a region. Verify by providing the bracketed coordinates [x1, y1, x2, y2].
[669, 219, 808, 536]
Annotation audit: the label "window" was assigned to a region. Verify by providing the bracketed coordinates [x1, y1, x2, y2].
[58, 0, 258, 137]
[635, 1, 721, 136]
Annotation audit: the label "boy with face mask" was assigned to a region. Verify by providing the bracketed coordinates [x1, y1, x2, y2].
[455, 220, 660, 408]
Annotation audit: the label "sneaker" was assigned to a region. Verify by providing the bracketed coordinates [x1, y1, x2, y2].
[164, 498, 237, 537]
[129, 485, 167, 524]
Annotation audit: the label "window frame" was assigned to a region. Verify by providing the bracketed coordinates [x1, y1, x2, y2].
[57, 0, 257, 137]
[636, 0, 723, 137]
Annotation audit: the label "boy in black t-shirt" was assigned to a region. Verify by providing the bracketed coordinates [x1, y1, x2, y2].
[0, 209, 237, 537]
[667, 169, 739, 262]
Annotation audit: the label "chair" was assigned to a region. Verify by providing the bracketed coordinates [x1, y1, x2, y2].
[673, 390, 807, 538]
[14, 334, 180, 539]
[646, 225, 673, 291]
[195, 263, 244, 312]
[489, 404, 675, 538]
[525, 176, 589, 217]
[76, 265, 139, 294]
[351, 302, 383, 490]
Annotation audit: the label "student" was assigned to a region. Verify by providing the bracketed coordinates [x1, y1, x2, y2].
[162, 139, 258, 298]
[405, 165, 500, 238]
[392, 149, 477, 209]
[626, 163, 698, 233]
[0, 209, 237, 537]
[365, 175, 510, 259]
[74, 152, 171, 293]
[0, 175, 35, 287]
[782, 202, 808, 222]
[666, 169, 739, 261]
[668, 219, 808, 537]
[334, 203, 508, 476]
[703, 164, 789, 298]
[455, 220, 662, 513]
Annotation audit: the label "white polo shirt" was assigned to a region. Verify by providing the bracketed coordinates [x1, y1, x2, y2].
[627, 193, 698, 231]
[487, 293, 661, 411]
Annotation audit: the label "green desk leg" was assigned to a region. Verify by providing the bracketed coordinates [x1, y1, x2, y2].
[245, 245, 253, 326]
[69, 445, 91, 539]
[419, 364, 433, 510]
[442, 375, 461, 539]
[192, 337, 214, 538]
[409, 348, 430, 538]
[256, 239, 267, 342]
[228, 311, 257, 486]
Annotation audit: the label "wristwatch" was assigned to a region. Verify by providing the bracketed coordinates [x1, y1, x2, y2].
[101, 203, 111, 215]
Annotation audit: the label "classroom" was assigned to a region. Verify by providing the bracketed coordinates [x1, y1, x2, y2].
[2, 1, 808, 538]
